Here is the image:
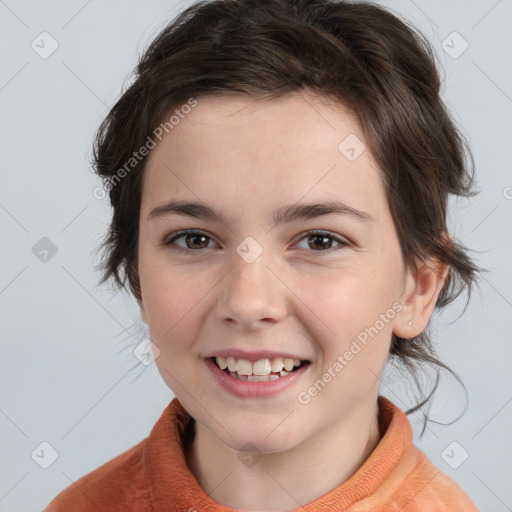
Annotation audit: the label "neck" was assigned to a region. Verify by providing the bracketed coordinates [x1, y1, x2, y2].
[185, 399, 382, 511]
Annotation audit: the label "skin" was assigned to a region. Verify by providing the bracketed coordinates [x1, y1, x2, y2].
[137, 90, 448, 511]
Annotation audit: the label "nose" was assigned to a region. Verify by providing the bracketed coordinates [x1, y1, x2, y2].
[215, 249, 288, 330]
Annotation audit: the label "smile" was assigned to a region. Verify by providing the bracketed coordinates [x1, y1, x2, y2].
[214, 355, 306, 380]
[206, 356, 311, 398]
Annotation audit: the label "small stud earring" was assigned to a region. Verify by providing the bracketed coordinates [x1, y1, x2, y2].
[408, 320, 412, 326]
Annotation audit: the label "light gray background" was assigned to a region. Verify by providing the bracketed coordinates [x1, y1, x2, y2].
[1, 0, 511, 510]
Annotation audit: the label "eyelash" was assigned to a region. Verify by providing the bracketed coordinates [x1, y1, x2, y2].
[162, 229, 350, 255]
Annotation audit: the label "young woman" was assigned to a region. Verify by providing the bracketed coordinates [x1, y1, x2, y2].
[46, 0, 481, 510]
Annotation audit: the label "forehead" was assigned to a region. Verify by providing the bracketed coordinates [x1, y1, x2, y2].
[141, 91, 386, 219]
[166, 92, 362, 140]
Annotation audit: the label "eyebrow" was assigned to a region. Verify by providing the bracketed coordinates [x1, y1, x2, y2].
[147, 199, 374, 226]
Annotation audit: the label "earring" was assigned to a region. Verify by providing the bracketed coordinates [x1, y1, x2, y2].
[408, 320, 412, 326]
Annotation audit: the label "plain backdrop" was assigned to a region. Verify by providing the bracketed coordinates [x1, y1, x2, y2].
[1, 0, 511, 510]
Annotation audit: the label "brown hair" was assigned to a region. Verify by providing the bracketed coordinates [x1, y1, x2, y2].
[92, 0, 482, 434]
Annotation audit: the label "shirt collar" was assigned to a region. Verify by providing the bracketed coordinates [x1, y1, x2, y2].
[143, 395, 412, 511]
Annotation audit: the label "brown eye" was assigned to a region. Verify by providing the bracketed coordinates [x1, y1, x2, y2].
[307, 234, 335, 250]
[294, 231, 349, 252]
[164, 231, 215, 253]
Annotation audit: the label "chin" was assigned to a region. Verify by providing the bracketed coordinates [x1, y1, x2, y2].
[214, 425, 302, 454]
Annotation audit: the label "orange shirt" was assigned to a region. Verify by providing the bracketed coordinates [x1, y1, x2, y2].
[45, 396, 480, 511]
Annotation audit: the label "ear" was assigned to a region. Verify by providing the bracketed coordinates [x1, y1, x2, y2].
[393, 257, 449, 339]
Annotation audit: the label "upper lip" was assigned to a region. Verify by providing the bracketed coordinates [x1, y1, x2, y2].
[205, 349, 309, 362]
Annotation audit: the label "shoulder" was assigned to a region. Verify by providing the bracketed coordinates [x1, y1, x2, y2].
[362, 397, 480, 511]
[387, 444, 480, 511]
[44, 397, 188, 512]
[45, 438, 152, 512]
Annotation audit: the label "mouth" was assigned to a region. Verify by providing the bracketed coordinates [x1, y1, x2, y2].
[210, 355, 310, 381]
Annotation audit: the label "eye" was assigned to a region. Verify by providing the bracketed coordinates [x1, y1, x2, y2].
[294, 230, 350, 253]
[163, 230, 216, 253]
[162, 229, 350, 255]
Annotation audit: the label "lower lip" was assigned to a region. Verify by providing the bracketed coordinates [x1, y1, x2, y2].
[205, 357, 310, 398]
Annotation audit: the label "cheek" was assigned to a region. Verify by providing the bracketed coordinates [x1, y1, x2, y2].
[297, 265, 399, 362]
[138, 260, 207, 352]
[141, 268, 207, 395]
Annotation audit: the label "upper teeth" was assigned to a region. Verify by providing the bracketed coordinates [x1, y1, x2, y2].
[215, 356, 302, 376]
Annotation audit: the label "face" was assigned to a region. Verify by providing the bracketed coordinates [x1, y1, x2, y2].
[137, 91, 413, 453]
